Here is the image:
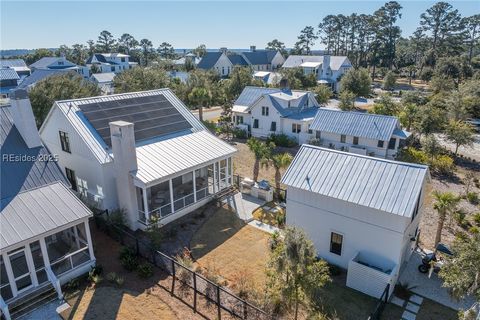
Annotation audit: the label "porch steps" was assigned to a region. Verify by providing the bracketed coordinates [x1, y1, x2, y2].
[9, 284, 57, 319]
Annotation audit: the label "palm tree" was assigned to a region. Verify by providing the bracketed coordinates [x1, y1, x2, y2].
[188, 87, 210, 122]
[263, 152, 293, 199]
[433, 191, 460, 248]
[247, 138, 274, 182]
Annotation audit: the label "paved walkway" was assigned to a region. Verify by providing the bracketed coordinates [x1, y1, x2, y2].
[17, 299, 63, 320]
[398, 249, 476, 310]
[222, 192, 265, 221]
[391, 294, 424, 320]
[248, 220, 280, 234]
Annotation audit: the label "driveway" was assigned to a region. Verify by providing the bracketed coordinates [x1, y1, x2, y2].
[191, 106, 223, 121]
[398, 249, 476, 311]
[436, 133, 480, 162]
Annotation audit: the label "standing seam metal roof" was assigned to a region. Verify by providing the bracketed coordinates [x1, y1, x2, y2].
[310, 109, 400, 141]
[281, 145, 428, 217]
[0, 68, 20, 81]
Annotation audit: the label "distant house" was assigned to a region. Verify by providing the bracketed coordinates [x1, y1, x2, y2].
[232, 86, 320, 144]
[197, 47, 285, 77]
[86, 53, 137, 73]
[0, 90, 95, 315]
[29, 56, 89, 78]
[253, 71, 281, 85]
[282, 55, 352, 92]
[90, 72, 115, 95]
[0, 68, 20, 97]
[0, 59, 31, 77]
[309, 109, 410, 159]
[39, 89, 237, 231]
[282, 145, 429, 299]
[173, 53, 200, 68]
[16, 69, 70, 91]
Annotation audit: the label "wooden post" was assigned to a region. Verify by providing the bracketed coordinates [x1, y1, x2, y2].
[217, 286, 221, 320]
[243, 301, 248, 319]
[193, 273, 197, 313]
[171, 260, 176, 295]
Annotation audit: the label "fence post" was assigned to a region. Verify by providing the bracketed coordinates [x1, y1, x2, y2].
[193, 273, 197, 313]
[217, 286, 221, 320]
[243, 301, 248, 320]
[171, 260, 176, 295]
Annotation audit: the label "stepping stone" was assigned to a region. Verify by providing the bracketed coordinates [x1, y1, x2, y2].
[391, 295, 405, 307]
[402, 310, 417, 320]
[406, 302, 420, 314]
[409, 294, 424, 305]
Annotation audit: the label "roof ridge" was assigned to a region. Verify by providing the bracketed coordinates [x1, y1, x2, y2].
[317, 108, 398, 120]
[55, 88, 172, 104]
[301, 144, 428, 169]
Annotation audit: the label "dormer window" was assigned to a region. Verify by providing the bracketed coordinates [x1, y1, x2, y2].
[58, 61, 64, 65]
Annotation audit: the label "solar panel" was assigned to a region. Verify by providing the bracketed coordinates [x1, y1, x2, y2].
[78, 94, 192, 147]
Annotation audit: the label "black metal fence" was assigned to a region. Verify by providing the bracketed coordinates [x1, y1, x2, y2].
[93, 210, 271, 320]
[368, 283, 390, 320]
[232, 174, 287, 202]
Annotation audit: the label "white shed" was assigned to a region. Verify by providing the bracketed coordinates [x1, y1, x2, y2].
[281, 145, 429, 298]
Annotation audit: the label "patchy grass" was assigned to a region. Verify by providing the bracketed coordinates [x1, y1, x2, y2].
[416, 298, 459, 320]
[190, 206, 270, 289]
[252, 201, 285, 227]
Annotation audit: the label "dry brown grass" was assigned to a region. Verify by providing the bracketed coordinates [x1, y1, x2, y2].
[190, 206, 270, 290]
[70, 286, 178, 320]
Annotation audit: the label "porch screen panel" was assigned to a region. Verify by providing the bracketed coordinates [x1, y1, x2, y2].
[172, 172, 194, 211]
[149, 180, 171, 218]
[195, 166, 211, 201]
[30, 241, 48, 284]
[0, 256, 13, 300]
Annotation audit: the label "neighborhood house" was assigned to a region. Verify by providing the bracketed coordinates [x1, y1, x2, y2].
[0, 90, 95, 315]
[282, 145, 429, 298]
[29, 56, 89, 78]
[86, 53, 137, 73]
[39, 89, 237, 230]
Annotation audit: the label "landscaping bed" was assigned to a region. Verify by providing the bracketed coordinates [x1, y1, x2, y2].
[252, 201, 286, 228]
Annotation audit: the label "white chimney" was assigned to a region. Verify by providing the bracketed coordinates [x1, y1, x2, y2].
[10, 89, 42, 148]
[110, 121, 139, 229]
[322, 54, 331, 76]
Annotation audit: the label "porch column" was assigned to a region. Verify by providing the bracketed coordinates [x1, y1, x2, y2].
[24, 245, 38, 287]
[192, 170, 197, 203]
[143, 187, 150, 222]
[39, 238, 51, 271]
[84, 221, 96, 261]
[226, 158, 231, 186]
[1, 252, 17, 297]
[169, 179, 174, 213]
[213, 161, 217, 193]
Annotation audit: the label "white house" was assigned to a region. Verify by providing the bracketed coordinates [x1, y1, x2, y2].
[29, 56, 89, 78]
[0, 68, 20, 98]
[309, 109, 410, 159]
[232, 86, 320, 144]
[39, 89, 237, 231]
[282, 145, 429, 298]
[0, 90, 95, 319]
[86, 53, 137, 74]
[197, 47, 285, 77]
[253, 71, 281, 85]
[282, 55, 352, 92]
[90, 72, 115, 95]
[0, 59, 31, 78]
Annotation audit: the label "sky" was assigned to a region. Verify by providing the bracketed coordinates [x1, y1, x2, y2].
[1, 1, 479, 50]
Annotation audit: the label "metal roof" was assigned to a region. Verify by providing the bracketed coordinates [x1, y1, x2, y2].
[0, 68, 20, 81]
[17, 69, 70, 89]
[197, 52, 224, 69]
[91, 72, 115, 83]
[228, 54, 248, 66]
[282, 55, 350, 70]
[310, 109, 401, 141]
[0, 59, 28, 69]
[1, 105, 68, 203]
[0, 182, 92, 251]
[282, 145, 428, 217]
[233, 86, 281, 107]
[30, 57, 69, 69]
[134, 130, 237, 185]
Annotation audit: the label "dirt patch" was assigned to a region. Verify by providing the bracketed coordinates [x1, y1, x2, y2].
[69, 286, 178, 320]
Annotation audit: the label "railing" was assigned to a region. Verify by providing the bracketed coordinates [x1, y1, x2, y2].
[78, 190, 104, 209]
[49, 246, 90, 277]
[94, 211, 271, 320]
[368, 283, 390, 320]
[0, 295, 11, 320]
[45, 266, 62, 300]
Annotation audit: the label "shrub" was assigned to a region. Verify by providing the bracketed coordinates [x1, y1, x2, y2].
[328, 263, 342, 277]
[175, 252, 194, 294]
[269, 231, 282, 251]
[275, 211, 286, 227]
[431, 155, 455, 175]
[466, 192, 479, 205]
[137, 262, 154, 278]
[107, 272, 118, 283]
[89, 264, 103, 277]
[233, 128, 247, 139]
[453, 209, 467, 227]
[473, 213, 480, 226]
[108, 208, 127, 226]
[65, 278, 79, 291]
[267, 133, 297, 148]
[397, 147, 428, 164]
[468, 226, 479, 234]
[119, 247, 138, 271]
[307, 138, 321, 146]
[115, 276, 125, 286]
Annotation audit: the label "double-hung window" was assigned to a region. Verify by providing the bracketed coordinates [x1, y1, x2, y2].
[253, 119, 259, 129]
[353, 136, 359, 145]
[262, 106, 269, 116]
[377, 140, 384, 148]
[292, 123, 301, 133]
[270, 121, 277, 132]
[340, 135, 346, 143]
[388, 138, 396, 150]
[65, 168, 78, 191]
[59, 131, 71, 153]
[330, 232, 343, 255]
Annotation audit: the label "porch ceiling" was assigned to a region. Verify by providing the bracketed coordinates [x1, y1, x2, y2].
[132, 130, 236, 187]
[0, 182, 92, 251]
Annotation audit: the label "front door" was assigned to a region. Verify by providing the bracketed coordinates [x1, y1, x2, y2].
[8, 247, 34, 294]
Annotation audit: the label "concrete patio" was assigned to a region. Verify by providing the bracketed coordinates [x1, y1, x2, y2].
[222, 191, 265, 221]
[398, 249, 476, 311]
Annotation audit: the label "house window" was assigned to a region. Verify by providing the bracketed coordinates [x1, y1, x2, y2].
[65, 168, 78, 191]
[330, 232, 343, 255]
[262, 106, 269, 116]
[292, 123, 301, 133]
[222, 67, 225, 75]
[270, 121, 276, 132]
[77, 178, 88, 198]
[377, 140, 384, 148]
[227, 67, 230, 74]
[111, 66, 115, 72]
[236, 115, 244, 125]
[308, 124, 313, 134]
[353, 136, 359, 145]
[340, 135, 346, 143]
[253, 119, 259, 129]
[316, 131, 321, 139]
[59, 131, 71, 153]
[388, 138, 396, 150]
[288, 101, 291, 108]
[58, 61, 64, 65]
[121, 57, 125, 62]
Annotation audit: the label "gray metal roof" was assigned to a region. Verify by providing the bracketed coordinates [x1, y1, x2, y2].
[310, 109, 401, 141]
[17, 69, 70, 89]
[282, 55, 350, 70]
[234, 86, 282, 107]
[0, 59, 28, 68]
[197, 52, 224, 69]
[91, 72, 115, 83]
[1, 182, 92, 250]
[30, 57, 76, 69]
[0, 68, 20, 81]
[281, 145, 428, 217]
[241, 50, 278, 65]
[1, 105, 68, 204]
[134, 130, 237, 185]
